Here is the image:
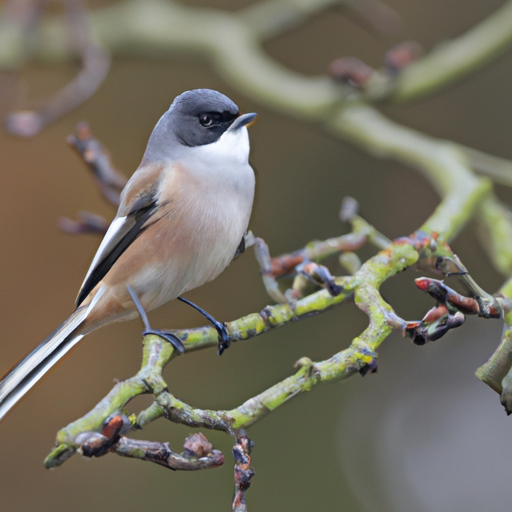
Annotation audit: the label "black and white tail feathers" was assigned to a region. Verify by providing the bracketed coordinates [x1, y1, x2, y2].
[0, 306, 88, 422]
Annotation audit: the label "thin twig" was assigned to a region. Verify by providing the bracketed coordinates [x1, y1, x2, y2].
[114, 433, 225, 471]
[67, 122, 127, 204]
[232, 435, 255, 512]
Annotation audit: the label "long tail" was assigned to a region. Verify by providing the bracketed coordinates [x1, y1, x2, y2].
[0, 306, 88, 422]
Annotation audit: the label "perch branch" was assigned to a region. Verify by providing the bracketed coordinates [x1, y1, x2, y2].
[46, 214, 495, 468]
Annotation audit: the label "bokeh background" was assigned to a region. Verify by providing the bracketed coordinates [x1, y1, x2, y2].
[1, 0, 512, 510]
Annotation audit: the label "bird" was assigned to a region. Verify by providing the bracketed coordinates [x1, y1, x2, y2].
[0, 89, 257, 422]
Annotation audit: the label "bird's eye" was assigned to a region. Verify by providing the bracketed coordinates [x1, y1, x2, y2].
[199, 114, 213, 127]
[199, 113, 223, 127]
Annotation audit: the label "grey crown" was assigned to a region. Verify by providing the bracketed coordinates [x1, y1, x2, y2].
[142, 89, 240, 163]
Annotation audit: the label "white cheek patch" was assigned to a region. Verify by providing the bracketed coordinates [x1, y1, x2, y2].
[191, 127, 250, 166]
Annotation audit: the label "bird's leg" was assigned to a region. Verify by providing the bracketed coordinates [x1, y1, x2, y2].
[127, 285, 185, 354]
[177, 296, 230, 355]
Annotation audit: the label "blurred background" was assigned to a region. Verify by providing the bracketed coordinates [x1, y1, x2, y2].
[1, 0, 512, 510]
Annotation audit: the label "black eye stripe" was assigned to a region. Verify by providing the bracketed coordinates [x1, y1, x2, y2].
[198, 111, 238, 127]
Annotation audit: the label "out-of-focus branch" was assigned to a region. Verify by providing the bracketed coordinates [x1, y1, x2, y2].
[388, 0, 512, 102]
[66, 122, 127, 205]
[460, 146, 512, 188]
[2, 0, 512, 119]
[2, 0, 110, 136]
[239, 0, 399, 40]
[476, 196, 512, 277]
[58, 122, 126, 234]
[4, 42, 109, 137]
[57, 210, 109, 235]
[327, 103, 493, 239]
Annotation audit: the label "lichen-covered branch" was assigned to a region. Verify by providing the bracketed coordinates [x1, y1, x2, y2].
[44, 185, 491, 469]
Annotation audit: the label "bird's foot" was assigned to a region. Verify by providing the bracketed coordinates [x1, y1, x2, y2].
[127, 285, 185, 354]
[142, 328, 185, 355]
[213, 322, 230, 356]
[177, 296, 231, 356]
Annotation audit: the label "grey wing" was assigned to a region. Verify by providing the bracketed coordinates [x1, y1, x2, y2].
[75, 196, 159, 307]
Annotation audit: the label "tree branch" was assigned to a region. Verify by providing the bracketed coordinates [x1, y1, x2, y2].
[3, 2, 512, 509]
[389, 0, 512, 102]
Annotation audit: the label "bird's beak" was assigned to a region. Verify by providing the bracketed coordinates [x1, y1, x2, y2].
[228, 112, 258, 132]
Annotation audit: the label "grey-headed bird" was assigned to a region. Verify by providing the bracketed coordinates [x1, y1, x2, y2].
[0, 89, 257, 422]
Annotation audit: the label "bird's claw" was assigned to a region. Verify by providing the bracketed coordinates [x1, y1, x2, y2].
[213, 322, 230, 356]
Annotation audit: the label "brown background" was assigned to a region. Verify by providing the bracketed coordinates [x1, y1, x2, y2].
[1, 1, 512, 511]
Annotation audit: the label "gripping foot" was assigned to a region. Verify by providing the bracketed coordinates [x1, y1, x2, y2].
[127, 285, 185, 354]
[178, 296, 230, 355]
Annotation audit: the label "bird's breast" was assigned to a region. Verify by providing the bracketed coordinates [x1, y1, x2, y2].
[136, 158, 255, 309]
